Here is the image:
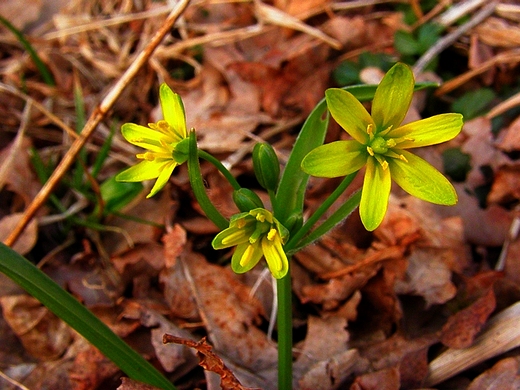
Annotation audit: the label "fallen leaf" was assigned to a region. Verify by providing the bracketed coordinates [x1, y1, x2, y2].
[467, 357, 520, 390]
[68, 345, 120, 390]
[487, 163, 520, 204]
[180, 251, 278, 387]
[118, 377, 162, 390]
[441, 276, 498, 349]
[163, 335, 259, 390]
[394, 249, 457, 308]
[350, 366, 400, 390]
[0, 295, 72, 361]
[0, 213, 38, 255]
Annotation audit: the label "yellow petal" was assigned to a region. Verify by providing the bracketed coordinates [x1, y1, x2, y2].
[360, 157, 391, 231]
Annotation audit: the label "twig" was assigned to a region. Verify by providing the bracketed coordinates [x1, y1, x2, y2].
[4, 0, 191, 248]
[413, 1, 498, 74]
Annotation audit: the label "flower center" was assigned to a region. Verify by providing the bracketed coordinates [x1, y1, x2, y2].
[369, 136, 389, 154]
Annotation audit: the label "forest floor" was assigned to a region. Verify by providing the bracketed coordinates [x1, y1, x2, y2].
[1, 0, 520, 389]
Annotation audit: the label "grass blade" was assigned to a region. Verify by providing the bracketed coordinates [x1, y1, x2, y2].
[0, 243, 176, 390]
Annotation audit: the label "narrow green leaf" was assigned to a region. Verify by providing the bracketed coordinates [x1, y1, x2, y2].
[0, 16, 55, 86]
[274, 98, 329, 225]
[0, 243, 175, 390]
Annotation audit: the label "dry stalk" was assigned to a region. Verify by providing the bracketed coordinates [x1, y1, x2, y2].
[4, 0, 191, 248]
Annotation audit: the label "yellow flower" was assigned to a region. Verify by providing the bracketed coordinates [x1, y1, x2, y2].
[212, 208, 289, 279]
[302, 63, 463, 230]
[116, 83, 188, 198]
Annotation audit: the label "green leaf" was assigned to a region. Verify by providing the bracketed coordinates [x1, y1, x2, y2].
[452, 88, 495, 120]
[442, 147, 472, 182]
[0, 15, 55, 86]
[99, 176, 143, 214]
[394, 30, 420, 56]
[0, 243, 175, 390]
[417, 23, 443, 52]
[333, 61, 361, 86]
[274, 97, 329, 225]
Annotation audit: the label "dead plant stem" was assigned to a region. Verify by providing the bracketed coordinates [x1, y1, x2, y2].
[4, 0, 191, 248]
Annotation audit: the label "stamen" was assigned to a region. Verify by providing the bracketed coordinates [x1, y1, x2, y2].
[367, 124, 374, 139]
[137, 152, 155, 161]
[267, 228, 277, 241]
[386, 139, 396, 148]
[374, 155, 388, 170]
[367, 146, 375, 156]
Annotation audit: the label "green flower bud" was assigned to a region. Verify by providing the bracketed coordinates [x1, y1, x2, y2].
[233, 188, 264, 212]
[252, 143, 280, 192]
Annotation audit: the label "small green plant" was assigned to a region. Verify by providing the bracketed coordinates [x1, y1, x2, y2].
[0, 63, 462, 390]
[394, 23, 444, 69]
[114, 63, 463, 388]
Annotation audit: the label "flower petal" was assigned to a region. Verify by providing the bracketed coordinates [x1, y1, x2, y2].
[212, 221, 254, 249]
[231, 241, 263, 274]
[388, 150, 457, 205]
[121, 123, 166, 152]
[115, 160, 165, 182]
[146, 160, 177, 198]
[262, 234, 289, 279]
[371, 63, 414, 132]
[325, 88, 373, 144]
[159, 83, 187, 138]
[387, 113, 464, 148]
[301, 141, 367, 178]
[360, 157, 391, 231]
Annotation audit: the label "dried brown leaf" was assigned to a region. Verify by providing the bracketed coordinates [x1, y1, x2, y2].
[467, 357, 520, 390]
[0, 295, 72, 360]
[163, 335, 258, 390]
[0, 213, 38, 255]
[350, 367, 400, 390]
[68, 345, 120, 390]
[441, 275, 498, 349]
[118, 377, 162, 390]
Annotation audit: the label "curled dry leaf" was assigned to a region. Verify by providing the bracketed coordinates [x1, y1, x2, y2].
[163, 335, 259, 390]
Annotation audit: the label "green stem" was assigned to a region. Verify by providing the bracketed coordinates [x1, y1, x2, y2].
[285, 172, 357, 252]
[198, 149, 241, 191]
[187, 131, 229, 230]
[294, 190, 361, 252]
[277, 270, 293, 390]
